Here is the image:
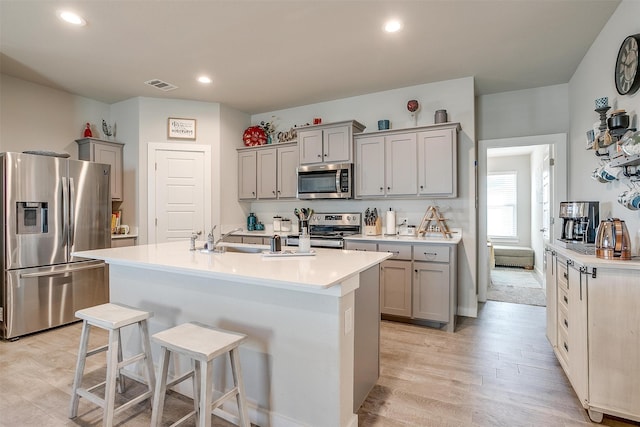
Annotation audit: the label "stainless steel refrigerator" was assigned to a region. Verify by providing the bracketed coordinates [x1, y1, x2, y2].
[1, 152, 111, 339]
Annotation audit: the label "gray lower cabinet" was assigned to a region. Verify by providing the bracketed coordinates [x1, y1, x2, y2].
[380, 260, 412, 317]
[346, 239, 457, 332]
[111, 236, 137, 248]
[413, 261, 449, 322]
[223, 235, 243, 244]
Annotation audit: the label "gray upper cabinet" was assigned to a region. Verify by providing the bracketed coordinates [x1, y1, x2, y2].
[417, 127, 457, 197]
[238, 150, 257, 200]
[76, 138, 124, 201]
[354, 123, 459, 199]
[298, 120, 365, 165]
[238, 143, 298, 201]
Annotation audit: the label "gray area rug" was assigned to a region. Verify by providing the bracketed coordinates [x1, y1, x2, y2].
[488, 267, 546, 306]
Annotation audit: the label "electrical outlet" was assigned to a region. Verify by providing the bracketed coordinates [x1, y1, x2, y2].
[398, 217, 408, 226]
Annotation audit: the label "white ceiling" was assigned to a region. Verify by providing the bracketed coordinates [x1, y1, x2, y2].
[0, 0, 620, 115]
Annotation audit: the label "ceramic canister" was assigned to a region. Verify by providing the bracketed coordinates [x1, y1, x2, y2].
[435, 109, 448, 124]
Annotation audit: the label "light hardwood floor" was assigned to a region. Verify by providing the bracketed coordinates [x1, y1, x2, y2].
[0, 301, 638, 426]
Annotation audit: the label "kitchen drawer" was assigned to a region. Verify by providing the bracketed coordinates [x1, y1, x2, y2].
[557, 261, 568, 292]
[345, 241, 377, 252]
[413, 245, 449, 263]
[558, 303, 569, 333]
[557, 323, 570, 365]
[377, 243, 411, 260]
[558, 287, 569, 311]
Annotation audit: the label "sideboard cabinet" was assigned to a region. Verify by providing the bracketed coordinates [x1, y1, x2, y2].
[545, 245, 640, 423]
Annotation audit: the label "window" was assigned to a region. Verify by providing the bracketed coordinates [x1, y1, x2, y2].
[487, 171, 517, 238]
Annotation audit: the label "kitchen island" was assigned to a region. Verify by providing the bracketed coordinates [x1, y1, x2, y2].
[74, 241, 391, 427]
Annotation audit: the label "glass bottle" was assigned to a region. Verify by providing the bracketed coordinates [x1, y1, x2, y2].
[247, 212, 256, 231]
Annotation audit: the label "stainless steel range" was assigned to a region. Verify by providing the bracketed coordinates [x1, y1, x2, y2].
[286, 212, 361, 249]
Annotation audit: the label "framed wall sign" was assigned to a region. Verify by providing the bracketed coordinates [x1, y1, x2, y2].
[168, 117, 196, 140]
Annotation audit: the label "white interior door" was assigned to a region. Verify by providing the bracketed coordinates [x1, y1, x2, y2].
[148, 144, 211, 244]
[542, 154, 551, 243]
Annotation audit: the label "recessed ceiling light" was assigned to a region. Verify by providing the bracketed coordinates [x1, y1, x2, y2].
[197, 76, 212, 84]
[384, 19, 402, 33]
[57, 10, 86, 26]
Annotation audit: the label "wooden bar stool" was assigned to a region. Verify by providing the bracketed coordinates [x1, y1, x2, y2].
[69, 303, 156, 427]
[150, 322, 250, 427]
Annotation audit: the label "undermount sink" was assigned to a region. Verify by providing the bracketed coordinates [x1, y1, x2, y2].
[221, 245, 264, 254]
[200, 244, 265, 254]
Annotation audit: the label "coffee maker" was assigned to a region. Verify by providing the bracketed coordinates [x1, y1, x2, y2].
[559, 201, 599, 244]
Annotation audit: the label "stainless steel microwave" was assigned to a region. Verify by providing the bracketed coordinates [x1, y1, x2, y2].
[297, 163, 352, 199]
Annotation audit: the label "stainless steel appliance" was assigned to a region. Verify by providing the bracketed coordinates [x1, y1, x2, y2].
[559, 201, 599, 244]
[287, 212, 361, 249]
[1, 152, 111, 339]
[297, 163, 352, 199]
[595, 218, 632, 260]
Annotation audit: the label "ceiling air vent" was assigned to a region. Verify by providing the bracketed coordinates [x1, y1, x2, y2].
[144, 79, 178, 92]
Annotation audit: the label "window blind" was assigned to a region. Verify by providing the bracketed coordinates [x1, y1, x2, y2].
[487, 171, 517, 238]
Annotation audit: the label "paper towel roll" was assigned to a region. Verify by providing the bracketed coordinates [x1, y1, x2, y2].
[386, 210, 396, 235]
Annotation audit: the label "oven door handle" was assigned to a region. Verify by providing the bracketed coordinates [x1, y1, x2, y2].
[20, 262, 104, 279]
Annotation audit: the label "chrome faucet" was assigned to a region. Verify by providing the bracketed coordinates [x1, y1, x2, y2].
[212, 227, 243, 252]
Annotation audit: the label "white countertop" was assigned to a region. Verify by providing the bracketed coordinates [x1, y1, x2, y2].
[549, 243, 640, 270]
[344, 229, 462, 245]
[73, 240, 391, 292]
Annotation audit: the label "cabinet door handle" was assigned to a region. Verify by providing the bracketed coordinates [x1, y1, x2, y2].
[317, 154, 322, 158]
[423, 252, 437, 256]
[564, 342, 569, 352]
[414, 269, 418, 273]
[387, 186, 391, 190]
[323, 153, 327, 157]
[564, 318, 568, 328]
[388, 250, 400, 255]
[272, 190, 276, 195]
[420, 185, 424, 189]
[380, 187, 384, 191]
[563, 272, 567, 279]
[252, 191, 255, 196]
[563, 295, 568, 304]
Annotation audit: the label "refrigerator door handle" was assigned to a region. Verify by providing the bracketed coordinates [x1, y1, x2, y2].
[62, 176, 69, 246]
[69, 177, 75, 245]
[19, 262, 105, 279]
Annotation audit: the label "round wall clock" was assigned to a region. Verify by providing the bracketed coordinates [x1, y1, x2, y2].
[615, 33, 640, 95]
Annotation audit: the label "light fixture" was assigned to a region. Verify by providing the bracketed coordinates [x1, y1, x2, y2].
[197, 76, 212, 84]
[57, 10, 87, 26]
[384, 19, 402, 33]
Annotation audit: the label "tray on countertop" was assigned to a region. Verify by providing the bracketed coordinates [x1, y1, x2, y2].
[261, 250, 316, 257]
